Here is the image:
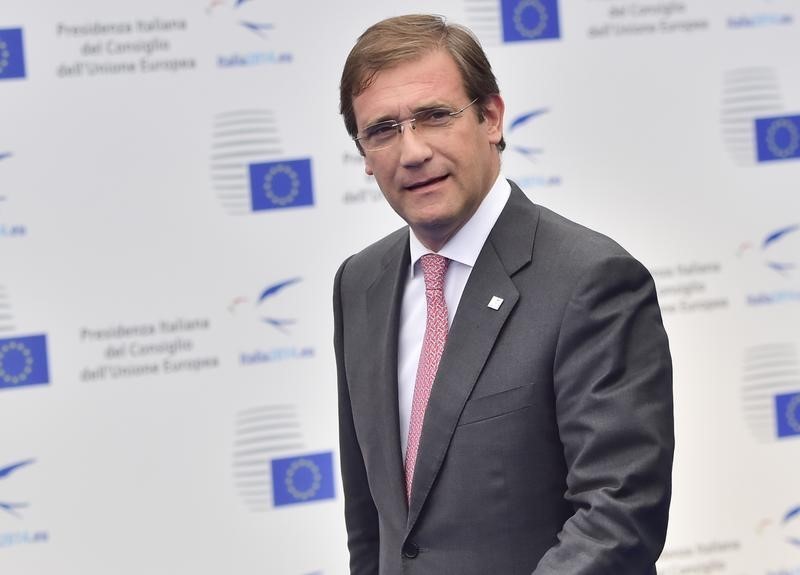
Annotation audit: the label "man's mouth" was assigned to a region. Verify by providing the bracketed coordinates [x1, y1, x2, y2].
[405, 174, 448, 191]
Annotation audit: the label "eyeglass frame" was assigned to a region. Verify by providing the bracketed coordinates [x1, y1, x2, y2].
[354, 97, 481, 152]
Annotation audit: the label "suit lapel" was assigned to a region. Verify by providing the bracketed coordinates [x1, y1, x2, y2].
[365, 231, 410, 517]
[407, 184, 540, 529]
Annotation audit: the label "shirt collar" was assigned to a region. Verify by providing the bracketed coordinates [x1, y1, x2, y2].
[409, 173, 511, 273]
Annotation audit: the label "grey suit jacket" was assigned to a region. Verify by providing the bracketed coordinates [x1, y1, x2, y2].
[334, 183, 674, 574]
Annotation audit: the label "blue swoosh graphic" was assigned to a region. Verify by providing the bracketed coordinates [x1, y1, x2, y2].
[784, 506, 800, 523]
[764, 224, 799, 249]
[0, 460, 34, 519]
[509, 109, 548, 131]
[0, 459, 35, 480]
[0, 501, 28, 518]
[766, 261, 795, 273]
[512, 145, 544, 160]
[0, 152, 12, 162]
[258, 278, 301, 334]
[763, 224, 799, 275]
[786, 506, 800, 546]
[239, 21, 274, 37]
[261, 318, 296, 333]
[258, 278, 301, 303]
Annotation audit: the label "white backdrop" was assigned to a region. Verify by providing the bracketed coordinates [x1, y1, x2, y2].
[1, 1, 799, 573]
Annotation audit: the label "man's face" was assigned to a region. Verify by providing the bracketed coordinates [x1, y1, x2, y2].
[352, 50, 504, 251]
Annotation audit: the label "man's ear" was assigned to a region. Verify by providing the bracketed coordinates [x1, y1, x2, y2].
[364, 153, 374, 176]
[482, 93, 505, 146]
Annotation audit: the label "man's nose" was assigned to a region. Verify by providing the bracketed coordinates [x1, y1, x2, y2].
[398, 122, 432, 167]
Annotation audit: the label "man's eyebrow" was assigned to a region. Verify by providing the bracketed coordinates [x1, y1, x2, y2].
[411, 101, 450, 113]
[364, 102, 452, 127]
[364, 114, 399, 127]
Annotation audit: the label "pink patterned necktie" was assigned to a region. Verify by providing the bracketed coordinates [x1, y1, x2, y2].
[405, 253, 450, 501]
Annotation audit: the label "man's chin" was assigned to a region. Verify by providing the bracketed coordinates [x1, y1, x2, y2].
[406, 215, 462, 250]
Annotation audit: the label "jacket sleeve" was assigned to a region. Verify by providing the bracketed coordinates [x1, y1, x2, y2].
[334, 257, 381, 575]
[533, 254, 674, 574]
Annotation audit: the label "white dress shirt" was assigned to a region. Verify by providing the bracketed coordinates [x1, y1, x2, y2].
[398, 174, 511, 457]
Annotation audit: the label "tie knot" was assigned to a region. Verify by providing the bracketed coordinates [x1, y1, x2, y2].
[420, 254, 449, 292]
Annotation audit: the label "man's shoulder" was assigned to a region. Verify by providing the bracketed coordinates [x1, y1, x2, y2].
[504, 194, 656, 307]
[536, 204, 630, 261]
[503, 182, 633, 267]
[337, 225, 408, 285]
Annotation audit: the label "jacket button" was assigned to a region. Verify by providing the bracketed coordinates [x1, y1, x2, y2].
[402, 542, 419, 559]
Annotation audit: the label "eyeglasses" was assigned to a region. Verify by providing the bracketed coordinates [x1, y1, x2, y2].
[354, 97, 480, 152]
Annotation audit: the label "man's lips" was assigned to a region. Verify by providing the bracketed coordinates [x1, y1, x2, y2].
[404, 174, 448, 191]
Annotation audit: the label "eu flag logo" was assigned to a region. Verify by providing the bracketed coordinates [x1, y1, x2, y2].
[272, 451, 335, 507]
[0, 335, 49, 390]
[502, 0, 561, 43]
[776, 392, 800, 438]
[0, 29, 27, 81]
[755, 115, 800, 163]
[249, 158, 314, 212]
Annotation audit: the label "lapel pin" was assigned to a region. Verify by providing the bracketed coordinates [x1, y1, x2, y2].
[487, 296, 504, 310]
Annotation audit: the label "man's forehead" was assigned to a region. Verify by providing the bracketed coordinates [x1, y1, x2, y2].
[352, 51, 467, 121]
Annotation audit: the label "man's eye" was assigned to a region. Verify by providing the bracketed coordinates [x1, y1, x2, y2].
[417, 109, 452, 124]
[366, 123, 397, 139]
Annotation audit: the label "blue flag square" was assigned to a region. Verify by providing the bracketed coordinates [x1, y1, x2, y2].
[776, 391, 800, 438]
[249, 158, 314, 211]
[0, 28, 27, 80]
[755, 115, 800, 163]
[0, 335, 50, 390]
[272, 451, 335, 507]
[502, 0, 561, 43]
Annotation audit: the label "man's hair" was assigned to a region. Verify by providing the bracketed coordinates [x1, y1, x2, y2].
[340, 14, 506, 153]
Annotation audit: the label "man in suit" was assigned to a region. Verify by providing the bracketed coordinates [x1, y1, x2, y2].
[334, 14, 674, 574]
